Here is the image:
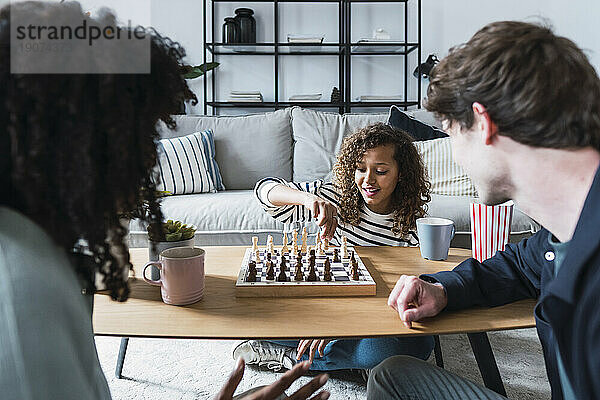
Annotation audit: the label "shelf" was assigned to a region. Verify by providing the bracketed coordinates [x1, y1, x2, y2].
[207, 101, 417, 108]
[206, 43, 343, 55]
[350, 42, 418, 55]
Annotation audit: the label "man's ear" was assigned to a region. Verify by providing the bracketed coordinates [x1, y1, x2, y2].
[472, 102, 498, 145]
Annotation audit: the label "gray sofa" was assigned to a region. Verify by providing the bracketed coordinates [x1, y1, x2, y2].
[128, 106, 540, 248]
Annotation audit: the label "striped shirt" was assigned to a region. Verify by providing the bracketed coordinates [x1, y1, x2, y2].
[254, 177, 419, 247]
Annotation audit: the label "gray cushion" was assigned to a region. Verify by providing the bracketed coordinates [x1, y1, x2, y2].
[128, 191, 540, 247]
[291, 107, 388, 181]
[157, 110, 293, 190]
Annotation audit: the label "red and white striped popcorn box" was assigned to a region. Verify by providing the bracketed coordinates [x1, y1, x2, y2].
[470, 201, 514, 262]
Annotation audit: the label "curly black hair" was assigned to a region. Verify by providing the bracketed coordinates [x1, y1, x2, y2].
[0, 2, 197, 301]
[333, 123, 431, 237]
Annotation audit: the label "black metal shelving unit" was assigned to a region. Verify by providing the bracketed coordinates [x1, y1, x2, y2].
[202, 0, 421, 115]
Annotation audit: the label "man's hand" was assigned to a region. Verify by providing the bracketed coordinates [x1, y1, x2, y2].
[214, 358, 330, 400]
[296, 339, 332, 363]
[303, 194, 338, 240]
[387, 275, 448, 328]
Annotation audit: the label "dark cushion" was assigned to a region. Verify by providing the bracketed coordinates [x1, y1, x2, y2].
[387, 105, 448, 141]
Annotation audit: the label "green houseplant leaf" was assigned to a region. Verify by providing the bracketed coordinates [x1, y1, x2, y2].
[181, 62, 219, 79]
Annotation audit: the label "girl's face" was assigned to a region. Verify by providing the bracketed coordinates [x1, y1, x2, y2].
[354, 144, 400, 214]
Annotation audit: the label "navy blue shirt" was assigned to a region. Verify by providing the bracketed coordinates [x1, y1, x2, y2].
[423, 165, 600, 400]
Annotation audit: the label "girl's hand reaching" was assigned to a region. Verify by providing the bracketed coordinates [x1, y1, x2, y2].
[303, 194, 338, 240]
[296, 339, 332, 363]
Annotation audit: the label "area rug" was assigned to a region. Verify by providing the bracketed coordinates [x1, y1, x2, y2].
[95, 328, 550, 399]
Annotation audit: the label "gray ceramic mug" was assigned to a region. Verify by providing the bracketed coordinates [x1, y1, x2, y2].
[416, 217, 455, 261]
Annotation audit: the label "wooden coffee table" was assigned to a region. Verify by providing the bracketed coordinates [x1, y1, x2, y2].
[93, 246, 536, 396]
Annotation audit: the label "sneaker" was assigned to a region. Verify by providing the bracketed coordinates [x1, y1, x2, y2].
[232, 340, 296, 372]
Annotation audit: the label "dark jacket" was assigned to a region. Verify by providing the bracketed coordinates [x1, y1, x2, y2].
[425, 165, 600, 400]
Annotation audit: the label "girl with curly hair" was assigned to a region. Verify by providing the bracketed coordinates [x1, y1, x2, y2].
[234, 122, 434, 376]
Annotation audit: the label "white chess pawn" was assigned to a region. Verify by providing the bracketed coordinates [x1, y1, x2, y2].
[341, 236, 348, 258]
[255, 249, 261, 263]
[251, 236, 259, 252]
[292, 229, 298, 243]
[281, 232, 289, 253]
[301, 227, 308, 253]
[323, 238, 329, 251]
[317, 241, 325, 256]
[291, 241, 298, 257]
[316, 230, 321, 246]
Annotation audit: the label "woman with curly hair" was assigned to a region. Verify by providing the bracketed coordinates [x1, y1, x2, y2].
[234, 123, 434, 376]
[0, 3, 329, 400]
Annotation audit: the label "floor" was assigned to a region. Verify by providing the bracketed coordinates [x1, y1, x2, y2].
[95, 328, 551, 399]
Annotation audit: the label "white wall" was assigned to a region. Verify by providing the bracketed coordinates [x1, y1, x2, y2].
[52, 0, 600, 114]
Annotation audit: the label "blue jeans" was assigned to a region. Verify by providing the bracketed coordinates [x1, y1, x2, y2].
[269, 336, 434, 371]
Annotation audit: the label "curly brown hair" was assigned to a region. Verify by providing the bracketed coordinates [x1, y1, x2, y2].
[333, 123, 431, 237]
[0, 2, 196, 301]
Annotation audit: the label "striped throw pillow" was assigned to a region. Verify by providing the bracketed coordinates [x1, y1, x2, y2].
[155, 132, 217, 194]
[413, 137, 477, 196]
[197, 129, 226, 191]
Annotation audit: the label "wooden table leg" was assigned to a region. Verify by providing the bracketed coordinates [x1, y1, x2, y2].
[467, 332, 507, 396]
[115, 337, 129, 379]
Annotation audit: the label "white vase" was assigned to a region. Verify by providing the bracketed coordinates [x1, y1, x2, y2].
[148, 238, 195, 280]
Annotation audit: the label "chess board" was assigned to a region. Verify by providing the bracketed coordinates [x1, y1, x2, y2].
[235, 247, 376, 297]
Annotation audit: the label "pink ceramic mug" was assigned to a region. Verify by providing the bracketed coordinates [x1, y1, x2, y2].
[143, 246, 205, 305]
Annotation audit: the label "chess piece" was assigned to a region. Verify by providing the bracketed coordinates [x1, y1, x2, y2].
[351, 260, 360, 281]
[281, 232, 289, 253]
[317, 241, 325, 256]
[341, 236, 348, 258]
[277, 257, 288, 282]
[252, 236, 259, 252]
[323, 258, 332, 281]
[323, 238, 329, 251]
[292, 229, 298, 247]
[294, 262, 304, 281]
[301, 227, 308, 253]
[255, 249, 261, 264]
[350, 250, 356, 263]
[307, 260, 319, 281]
[316, 230, 321, 246]
[296, 253, 303, 266]
[266, 260, 275, 280]
[246, 260, 257, 282]
[333, 248, 341, 263]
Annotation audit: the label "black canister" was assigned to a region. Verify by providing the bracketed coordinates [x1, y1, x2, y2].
[222, 17, 239, 44]
[234, 8, 256, 44]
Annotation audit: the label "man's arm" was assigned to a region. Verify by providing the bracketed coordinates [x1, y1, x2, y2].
[388, 228, 548, 326]
[422, 228, 548, 311]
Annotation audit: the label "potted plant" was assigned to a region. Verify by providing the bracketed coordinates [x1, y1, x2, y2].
[147, 219, 197, 280]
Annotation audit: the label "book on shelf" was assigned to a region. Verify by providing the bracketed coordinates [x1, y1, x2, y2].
[355, 95, 402, 102]
[228, 91, 264, 102]
[352, 39, 406, 53]
[289, 93, 322, 101]
[287, 34, 324, 44]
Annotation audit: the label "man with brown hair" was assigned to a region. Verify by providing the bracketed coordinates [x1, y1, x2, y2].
[367, 21, 600, 399]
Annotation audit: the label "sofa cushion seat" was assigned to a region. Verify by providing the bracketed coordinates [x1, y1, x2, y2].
[128, 191, 540, 248]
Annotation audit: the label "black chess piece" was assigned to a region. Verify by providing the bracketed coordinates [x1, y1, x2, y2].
[294, 263, 304, 281]
[307, 260, 319, 282]
[296, 253, 303, 266]
[266, 260, 275, 280]
[277, 257, 288, 282]
[323, 258, 332, 281]
[333, 248, 341, 263]
[246, 260, 257, 282]
[330, 86, 341, 103]
[351, 259, 359, 280]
